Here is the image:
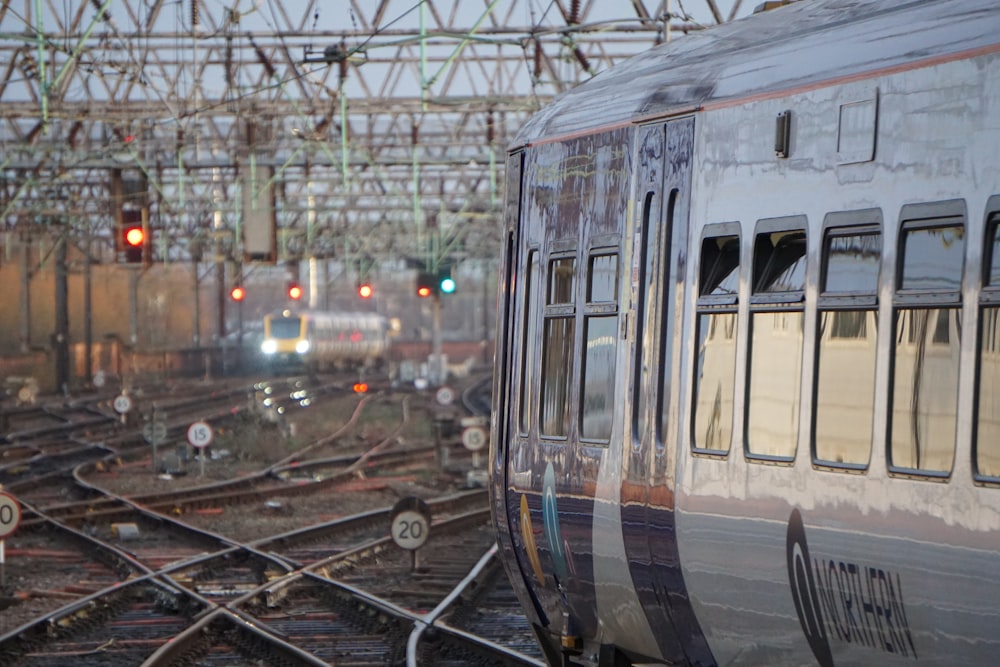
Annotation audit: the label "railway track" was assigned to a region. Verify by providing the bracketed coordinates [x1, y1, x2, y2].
[0, 372, 541, 665]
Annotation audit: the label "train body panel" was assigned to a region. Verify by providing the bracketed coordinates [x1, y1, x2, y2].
[261, 310, 389, 373]
[490, 1, 1000, 665]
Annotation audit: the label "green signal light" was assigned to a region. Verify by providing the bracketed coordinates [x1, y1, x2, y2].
[439, 276, 456, 294]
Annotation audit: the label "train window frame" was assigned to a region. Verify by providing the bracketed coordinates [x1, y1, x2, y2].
[540, 315, 576, 439]
[518, 249, 540, 437]
[751, 229, 807, 303]
[811, 211, 882, 472]
[896, 226, 965, 301]
[587, 252, 619, 304]
[491, 150, 522, 473]
[981, 202, 1000, 296]
[887, 199, 966, 480]
[974, 198, 1000, 485]
[745, 216, 807, 464]
[631, 191, 659, 445]
[691, 222, 741, 457]
[547, 253, 577, 306]
[539, 251, 578, 441]
[579, 247, 620, 444]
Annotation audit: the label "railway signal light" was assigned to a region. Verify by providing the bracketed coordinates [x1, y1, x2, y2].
[416, 271, 436, 298]
[120, 221, 147, 263]
[438, 269, 456, 294]
[353, 382, 369, 394]
[358, 282, 373, 299]
[230, 285, 245, 302]
[287, 282, 303, 300]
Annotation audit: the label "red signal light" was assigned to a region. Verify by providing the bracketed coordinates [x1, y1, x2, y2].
[230, 286, 245, 302]
[415, 271, 437, 298]
[358, 282, 373, 299]
[287, 283, 303, 300]
[124, 227, 145, 247]
[353, 382, 369, 394]
[120, 220, 147, 263]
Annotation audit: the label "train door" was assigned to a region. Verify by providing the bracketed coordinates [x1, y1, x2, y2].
[490, 151, 555, 652]
[492, 150, 522, 561]
[501, 129, 634, 658]
[623, 116, 712, 664]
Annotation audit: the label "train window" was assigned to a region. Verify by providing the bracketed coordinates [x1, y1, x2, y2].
[588, 254, 618, 303]
[270, 317, 301, 339]
[814, 221, 881, 468]
[632, 192, 658, 443]
[692, 231, 740, 454]
[823, 230, 881, 294]
[518, 251, 540, 436]
[899, 224, 964, 291]
[891, 309, 961, 473]
[581, 316, 617, 440]
[979, 307, 1000, 477]
[540, 316, 575, 438]
[693, 313, 738, 453]
[746, 222, 806, 461]
[988, 219, 1000, 287]
[541, 253, 578, 438]
[548, 257, 576, 305]
[580, 251, 619, 441]
[699, 235, 740, 297]
[752, 230, 807, 294]
[976, 209, 1000, 479]
[891, 209, 965, 476]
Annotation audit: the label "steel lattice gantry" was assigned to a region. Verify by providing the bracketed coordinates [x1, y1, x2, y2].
[0, 0, 747, 272]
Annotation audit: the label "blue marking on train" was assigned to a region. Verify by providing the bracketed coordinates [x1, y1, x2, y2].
[542, 463, 569, 584]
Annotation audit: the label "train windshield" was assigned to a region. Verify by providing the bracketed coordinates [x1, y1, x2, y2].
[269, 318, 301, 339]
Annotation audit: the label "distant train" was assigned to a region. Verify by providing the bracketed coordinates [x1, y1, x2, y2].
[260, 309, 392, 374]
[490, 1, 1000, 666]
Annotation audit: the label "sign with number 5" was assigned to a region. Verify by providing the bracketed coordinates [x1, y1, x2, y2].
[187, 421, 214, 449]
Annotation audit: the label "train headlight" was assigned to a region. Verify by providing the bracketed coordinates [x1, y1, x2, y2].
[261, 339, 277, 355]
[296, 340, 310, 354]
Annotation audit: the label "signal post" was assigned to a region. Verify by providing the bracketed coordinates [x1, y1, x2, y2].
[415, 266, 456, 386]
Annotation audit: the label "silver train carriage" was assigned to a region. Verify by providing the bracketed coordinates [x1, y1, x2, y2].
[261, 309, 390, 373]
[489, 0, 1000, 665]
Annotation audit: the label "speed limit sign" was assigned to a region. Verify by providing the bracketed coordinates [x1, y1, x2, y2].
[0, 493, 22, 540]
[435, 386, 455, 406]
[113, 394, 132, 414]
[461, 425, 487, 452]
[390, 497, 431, 551]
[187, 421, 214, 449]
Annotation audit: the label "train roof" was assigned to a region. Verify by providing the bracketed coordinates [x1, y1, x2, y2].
[513, 0, 1000, 147]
